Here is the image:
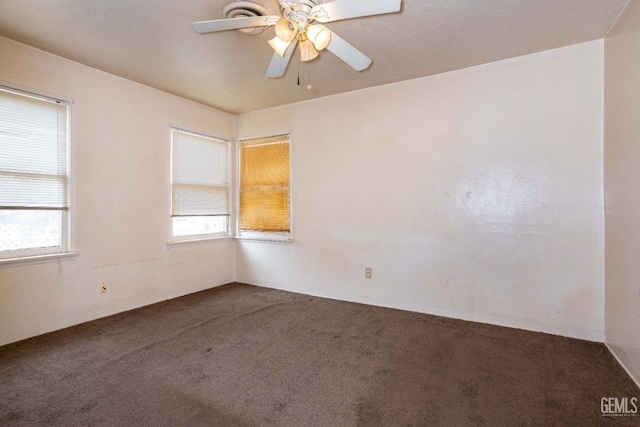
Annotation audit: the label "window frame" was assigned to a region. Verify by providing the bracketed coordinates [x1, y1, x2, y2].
[168, 126, 232, 243]
[236, 132, 292, 243]
[0, 84, 73, 262]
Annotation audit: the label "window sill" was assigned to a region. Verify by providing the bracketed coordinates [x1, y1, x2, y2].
[166, 236, 234, 248]
[0, 252, 79, 268]
[235, 237, 293, 245]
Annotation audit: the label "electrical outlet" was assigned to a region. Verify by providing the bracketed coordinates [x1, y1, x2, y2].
[99, 282, 108, 294]
[365, 267, 372, 279]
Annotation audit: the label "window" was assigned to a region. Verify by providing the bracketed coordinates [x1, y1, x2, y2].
[238, 134, 290, 240]
[170, 128, 230, 240]
[0, 86, 70, 260]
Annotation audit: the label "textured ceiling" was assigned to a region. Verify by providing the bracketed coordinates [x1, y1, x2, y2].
[0, 0, 630, 114]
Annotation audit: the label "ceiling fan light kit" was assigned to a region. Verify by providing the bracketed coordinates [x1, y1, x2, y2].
[268, 36, 292, 56]
[193, 0, 402, 78]
[275, 18, 298, 42]
[298, 37, 319, 61]
[306, 24, 331, 51]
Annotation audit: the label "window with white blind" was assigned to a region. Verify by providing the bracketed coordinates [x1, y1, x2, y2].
[170, 128, 230, 240]
[0, 86, 70, 260]
[238, 134, 290, 240]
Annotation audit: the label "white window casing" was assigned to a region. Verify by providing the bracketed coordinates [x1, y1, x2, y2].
[0, 85, 71, 261]
[170, 127, 231, 241]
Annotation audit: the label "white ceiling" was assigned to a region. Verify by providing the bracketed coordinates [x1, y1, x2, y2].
[0, 0, 629, 115]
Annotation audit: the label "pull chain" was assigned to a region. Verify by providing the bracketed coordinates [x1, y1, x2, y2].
[296, 63, 313, 89]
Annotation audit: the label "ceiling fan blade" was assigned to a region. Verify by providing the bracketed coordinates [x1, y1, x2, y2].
[311, 0, 401, 23]
[322, 27, 372, 71]
[267, 41, 296, 78]
[193, 16, 280, 33]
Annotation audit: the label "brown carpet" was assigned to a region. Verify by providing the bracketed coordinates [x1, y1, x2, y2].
[0, 282, 638, 426]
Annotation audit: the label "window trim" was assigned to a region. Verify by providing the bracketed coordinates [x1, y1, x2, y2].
[168, 126, 232, 243]
[236, 132, 293, 242]
[0, 251, 79, 268]
[0, 83, 74, 261]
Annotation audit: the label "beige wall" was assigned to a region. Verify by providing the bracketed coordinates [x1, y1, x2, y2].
[0, 36, 608, 347]
[604, 1, 640, 385]
[236, 41, 605, 341]
[0, 37, 236, 346]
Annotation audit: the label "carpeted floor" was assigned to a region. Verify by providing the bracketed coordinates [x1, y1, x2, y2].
[0, 282, 638, 426]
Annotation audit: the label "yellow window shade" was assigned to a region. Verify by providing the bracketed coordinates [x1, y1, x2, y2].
[239, 136, 290, 232]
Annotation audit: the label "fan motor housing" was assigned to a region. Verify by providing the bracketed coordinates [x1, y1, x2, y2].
[279, 0, 320, 16]
[279, 0, 322, 32]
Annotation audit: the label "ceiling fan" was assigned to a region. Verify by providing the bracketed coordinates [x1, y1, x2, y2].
[192, 0, 402, 78]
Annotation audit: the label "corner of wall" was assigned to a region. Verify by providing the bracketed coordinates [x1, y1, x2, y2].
[606, 343, 640, 389]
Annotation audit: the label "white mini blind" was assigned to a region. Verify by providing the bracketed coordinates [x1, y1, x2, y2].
[171, 128, 229, 217]
[0, 87, 69, 210]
